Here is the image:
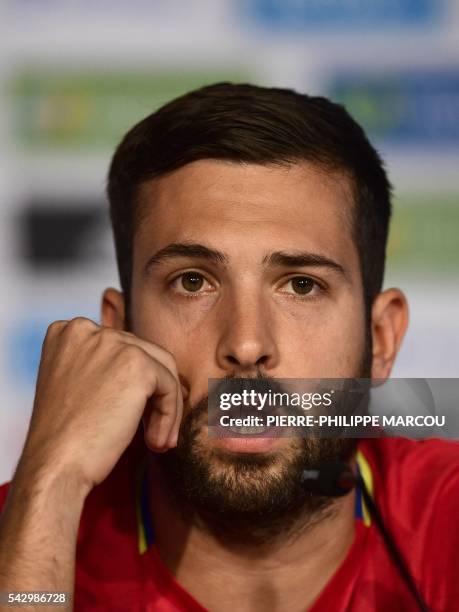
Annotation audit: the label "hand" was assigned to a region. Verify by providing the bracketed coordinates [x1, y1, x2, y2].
[20, 317, 185, 493]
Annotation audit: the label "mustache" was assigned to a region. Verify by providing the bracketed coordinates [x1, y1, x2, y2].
[183, 373, 285, 407]
[185, 375, 297, 432]
[210, 374, 287, 397]
[188, 374, 288, 409]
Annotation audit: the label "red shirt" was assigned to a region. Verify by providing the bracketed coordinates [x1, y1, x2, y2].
[1, 437, 458, 611]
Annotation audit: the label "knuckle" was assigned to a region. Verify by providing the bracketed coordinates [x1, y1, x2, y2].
[157, 346, 178, 376]
[117, 346, 156, 385]
[43, 320, 67, 346]
[97, 326, 116, 343]
[119, 343, 146, 367]
[66, 317, 96, 335]
[45, 320, 66, 337]
[162, 368, 179, 394]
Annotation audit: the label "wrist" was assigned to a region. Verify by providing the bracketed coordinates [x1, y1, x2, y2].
[13, 453, 92, 508]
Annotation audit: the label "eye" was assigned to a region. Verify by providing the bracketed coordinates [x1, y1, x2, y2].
[181, 272, 204, 292]
[282, 276, 318, 296]
[170, 271, 213, 295]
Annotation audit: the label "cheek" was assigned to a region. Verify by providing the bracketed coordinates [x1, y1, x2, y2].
[276, 300, 366, 377]
[131, 293, 216, 362]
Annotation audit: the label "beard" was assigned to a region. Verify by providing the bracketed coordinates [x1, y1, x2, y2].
[153, 343, 372, 547]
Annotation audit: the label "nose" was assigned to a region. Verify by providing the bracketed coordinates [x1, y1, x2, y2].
[215, 292, 279, 375]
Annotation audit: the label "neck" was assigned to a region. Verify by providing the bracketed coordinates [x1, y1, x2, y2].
[146, 456, 356, 612]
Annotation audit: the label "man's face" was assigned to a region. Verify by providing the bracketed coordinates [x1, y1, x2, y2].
[131, 159, 366, 386]
[129, 160, 369, 537]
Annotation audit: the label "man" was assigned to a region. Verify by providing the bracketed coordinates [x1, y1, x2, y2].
[0, 83, 458, 611]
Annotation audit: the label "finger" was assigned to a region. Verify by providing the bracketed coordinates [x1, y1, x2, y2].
[141, 357, 180, 451]
[117, 334, 185, 448]
[108, 332, 184, 450]
[42, 319, 68, 346]
[166, 386, 184, 448]
[113, 332, 180, 383]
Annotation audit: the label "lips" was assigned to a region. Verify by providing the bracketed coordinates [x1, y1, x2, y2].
[207, 406, 287, 452]
[212, 434, 285, 454]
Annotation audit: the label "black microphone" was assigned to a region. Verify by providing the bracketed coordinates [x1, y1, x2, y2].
[300, 460, 430, 612]
[301, 461, 356, 497]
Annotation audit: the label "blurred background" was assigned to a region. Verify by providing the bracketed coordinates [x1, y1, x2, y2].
[0, 0, 458, 483]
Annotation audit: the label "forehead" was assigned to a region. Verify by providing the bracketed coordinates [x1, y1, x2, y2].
[134, 159, 357, 269]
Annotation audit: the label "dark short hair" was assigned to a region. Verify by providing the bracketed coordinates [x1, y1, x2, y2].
[107, 82, 391, 315]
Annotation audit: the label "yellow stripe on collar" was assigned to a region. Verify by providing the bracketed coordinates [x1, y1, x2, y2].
[356, 449, 374, 527]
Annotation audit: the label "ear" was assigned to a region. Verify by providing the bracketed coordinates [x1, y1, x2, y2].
[101, 288, 126, 330]
[371, 288, 409, 380]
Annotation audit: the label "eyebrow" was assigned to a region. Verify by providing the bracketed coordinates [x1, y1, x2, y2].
[263, 251, 347, 278]
[144, 242, 347, 279]
[144, 242, 228, 273]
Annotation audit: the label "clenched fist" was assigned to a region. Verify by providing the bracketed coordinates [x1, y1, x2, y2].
[21, 317, 186, 492]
